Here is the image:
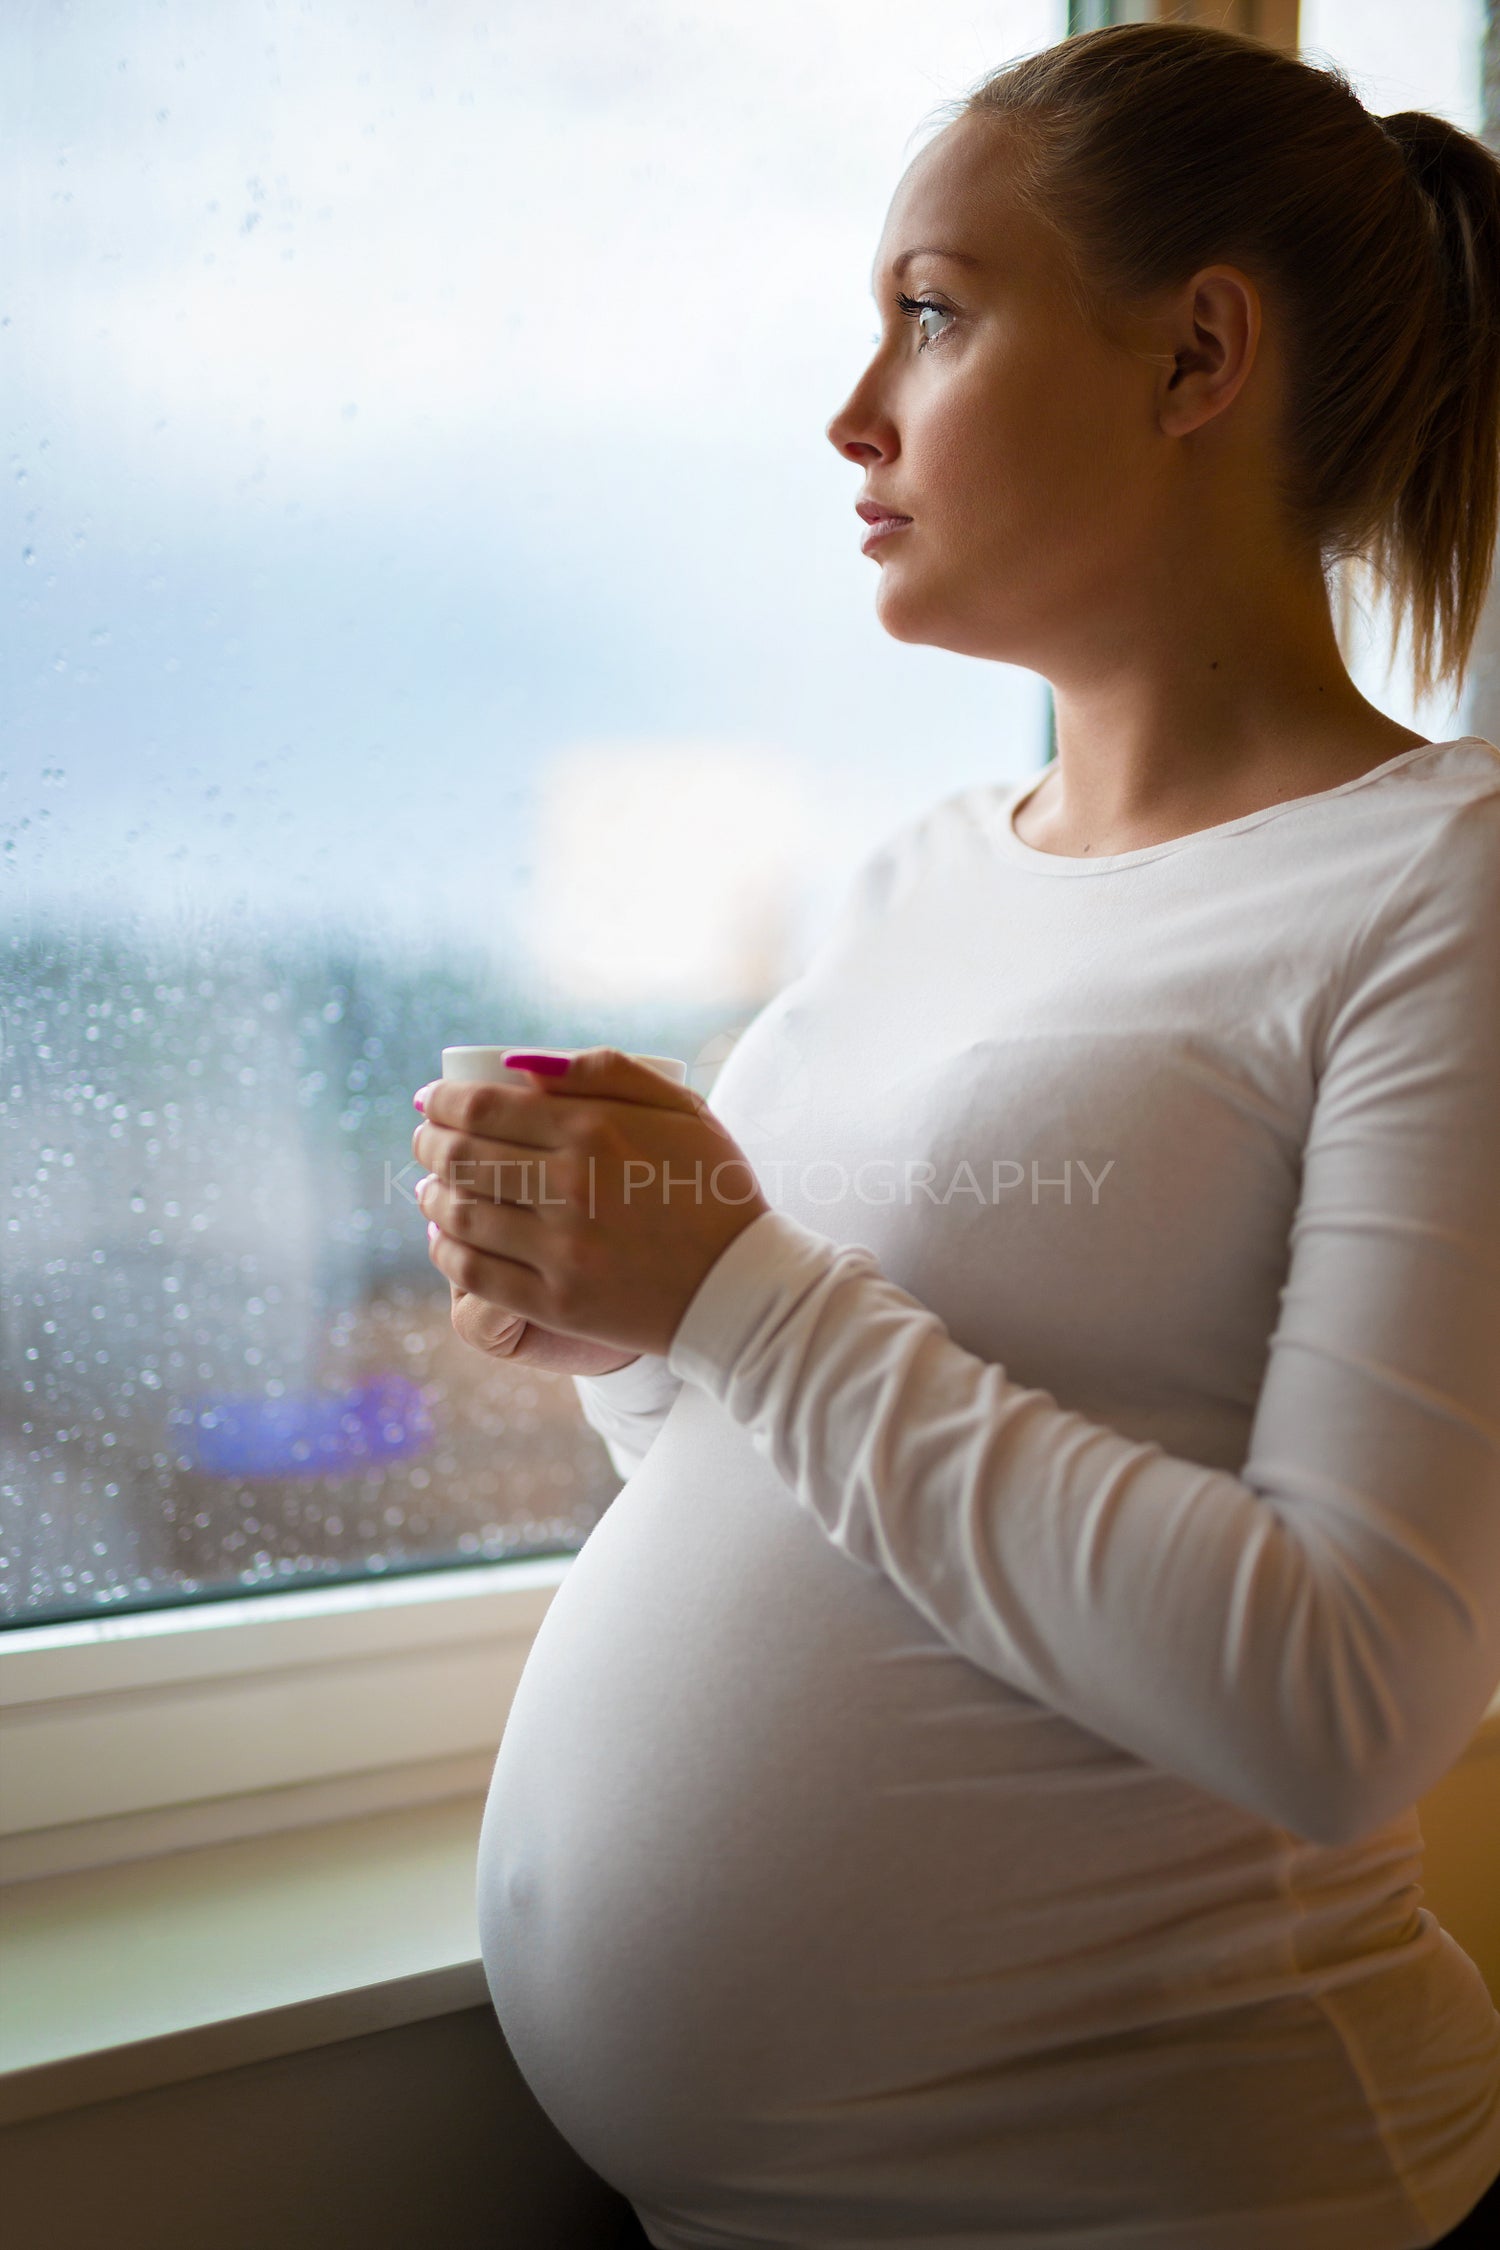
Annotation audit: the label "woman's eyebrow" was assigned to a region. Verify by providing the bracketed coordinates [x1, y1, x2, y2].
[870, 246, 984, 296]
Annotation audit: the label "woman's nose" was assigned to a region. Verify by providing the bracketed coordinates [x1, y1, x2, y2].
[826, 407, 883, 463]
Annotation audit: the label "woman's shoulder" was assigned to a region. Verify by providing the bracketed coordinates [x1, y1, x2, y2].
[1320, 737, 1500, 1060]
[1227, 736, 1500, 959]
[817, 785, 987, 941]
[850, 774, 1030, 888]
[1356, 735, 1500, 898]
[1386, 731, 1500, 808]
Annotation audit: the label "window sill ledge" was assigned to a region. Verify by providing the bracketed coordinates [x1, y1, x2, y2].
[4, 1687, 1496, 2137]
[0, 1792, 492, 2128]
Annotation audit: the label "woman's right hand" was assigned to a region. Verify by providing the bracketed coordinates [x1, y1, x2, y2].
[446, 1285, 642, 1378]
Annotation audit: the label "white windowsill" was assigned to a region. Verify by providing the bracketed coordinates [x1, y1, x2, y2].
[0, 1556, 577, 2127]
[0, 1553, 575, 1879]
[0, 1792, 493, 2129]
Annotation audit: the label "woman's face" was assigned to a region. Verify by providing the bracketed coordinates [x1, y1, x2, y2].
[826, 113, 1172, 670]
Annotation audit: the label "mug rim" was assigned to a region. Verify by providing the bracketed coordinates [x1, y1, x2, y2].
[441, 1044, 688, 1081]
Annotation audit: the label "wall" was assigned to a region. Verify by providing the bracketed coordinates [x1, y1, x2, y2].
[0, 2006, 640, 2250]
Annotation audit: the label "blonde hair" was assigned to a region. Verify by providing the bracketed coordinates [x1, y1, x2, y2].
[932, 21, 1500, 704]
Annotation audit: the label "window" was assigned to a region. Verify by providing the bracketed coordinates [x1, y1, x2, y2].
[2, 0, 1487, 1870]
[4, 0, 1062, 1631]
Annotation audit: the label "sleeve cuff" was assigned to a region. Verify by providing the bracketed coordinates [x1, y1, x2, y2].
[666, 1207, 848, 1396]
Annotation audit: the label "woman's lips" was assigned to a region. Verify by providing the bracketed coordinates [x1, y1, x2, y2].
[860, 515, 913, 553]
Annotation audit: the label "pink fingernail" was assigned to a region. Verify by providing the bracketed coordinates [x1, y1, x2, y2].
[413, 1083, 435, 1112]
[427, 1220, 439, 1243]
[504, 1051, 570, 1076]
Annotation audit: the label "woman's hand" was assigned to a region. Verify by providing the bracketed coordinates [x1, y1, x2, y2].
[411, 1047, 771, 1361]
[446, 1287, 643, 1378]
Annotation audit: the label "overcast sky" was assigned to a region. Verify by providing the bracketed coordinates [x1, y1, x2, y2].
[3, 0, 1483, 999]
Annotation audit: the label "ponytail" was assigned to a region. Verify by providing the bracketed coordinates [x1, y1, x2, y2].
[1366, 110, 1500, 705]
[938, 23, 1500, 703]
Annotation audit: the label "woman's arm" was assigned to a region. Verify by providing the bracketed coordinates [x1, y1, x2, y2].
[574, 1353, 686, 1481]
[664, 797, 1500, 1846]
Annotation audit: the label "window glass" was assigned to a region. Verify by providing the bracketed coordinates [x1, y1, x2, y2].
[2, 1, 1059, 1624]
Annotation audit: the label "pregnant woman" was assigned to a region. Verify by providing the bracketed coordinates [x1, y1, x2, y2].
[413, 21, 1500, 2248]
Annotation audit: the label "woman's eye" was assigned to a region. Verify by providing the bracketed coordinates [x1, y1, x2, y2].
[895, 292, 954, 350]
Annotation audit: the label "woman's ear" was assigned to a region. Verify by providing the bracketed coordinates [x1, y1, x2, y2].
[1153, 264, 1262, 436]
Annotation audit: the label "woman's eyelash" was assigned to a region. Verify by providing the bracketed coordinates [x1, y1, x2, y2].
[895, 291, 954, 348]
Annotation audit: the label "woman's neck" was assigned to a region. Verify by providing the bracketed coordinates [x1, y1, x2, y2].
[1024, 592, 1430, 858]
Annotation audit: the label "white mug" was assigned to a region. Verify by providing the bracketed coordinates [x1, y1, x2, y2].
[441, 1045, 689, 1086]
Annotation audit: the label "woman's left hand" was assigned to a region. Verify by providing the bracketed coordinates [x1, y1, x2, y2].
[410, 1048, 771, 1360]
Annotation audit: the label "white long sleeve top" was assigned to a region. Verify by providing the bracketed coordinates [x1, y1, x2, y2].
[475, 735, 1500, 2250]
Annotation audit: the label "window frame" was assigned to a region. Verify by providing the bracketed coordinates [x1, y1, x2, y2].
[0, 1555, 571, 1882]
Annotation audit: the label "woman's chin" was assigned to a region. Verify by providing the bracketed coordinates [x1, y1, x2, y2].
[873, 570, 949, 647]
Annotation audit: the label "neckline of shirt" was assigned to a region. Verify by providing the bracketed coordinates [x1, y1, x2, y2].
[989, 736, 1482, 877]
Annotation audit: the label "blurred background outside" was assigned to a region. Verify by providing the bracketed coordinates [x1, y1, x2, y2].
[2, 0, 1486, 1625]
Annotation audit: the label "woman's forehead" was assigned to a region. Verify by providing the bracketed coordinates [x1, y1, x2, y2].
[872, 124, 1033, 293]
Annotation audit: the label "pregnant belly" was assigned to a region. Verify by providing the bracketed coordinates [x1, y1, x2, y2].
[473, 1389, 1394, 2239]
